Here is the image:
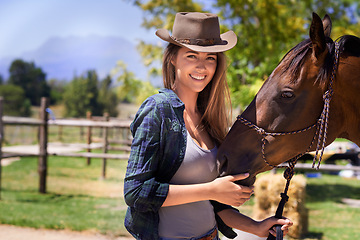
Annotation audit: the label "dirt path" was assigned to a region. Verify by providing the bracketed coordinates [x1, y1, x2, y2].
[0, 224, 265, 240]
[0, 224, 134, 240]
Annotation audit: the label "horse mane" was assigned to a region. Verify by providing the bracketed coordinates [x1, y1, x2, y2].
[338, 35, 360, 57]
[279, 34, 360, 88]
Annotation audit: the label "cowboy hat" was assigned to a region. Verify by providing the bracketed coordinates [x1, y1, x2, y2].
[156, 12, 237, 52]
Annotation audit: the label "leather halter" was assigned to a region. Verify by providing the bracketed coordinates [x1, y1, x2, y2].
[237, 41, 340, 172]
[237, 41, 340, 240]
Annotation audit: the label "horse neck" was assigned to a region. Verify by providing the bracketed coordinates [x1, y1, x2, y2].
[331, 55, 360, 146]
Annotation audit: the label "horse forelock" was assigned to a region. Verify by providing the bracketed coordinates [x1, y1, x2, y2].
[279, 38, 336, 90]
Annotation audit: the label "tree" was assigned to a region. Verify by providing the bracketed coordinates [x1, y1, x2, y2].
[214, 0, 360, 110]
[0, 84, 31, 116]
[63, 70, 101, 117]
[48, 78, 67, 105]
[131, 0, 360, 111]
[111, 61, 157, 105]
[98, 75, 119, 117]
[8, 59, 50, 106]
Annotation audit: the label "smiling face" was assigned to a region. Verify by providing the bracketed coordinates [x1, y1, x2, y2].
[172, 47, 217, 94]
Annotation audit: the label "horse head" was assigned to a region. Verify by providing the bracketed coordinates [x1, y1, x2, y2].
[218, 13, 360, 186]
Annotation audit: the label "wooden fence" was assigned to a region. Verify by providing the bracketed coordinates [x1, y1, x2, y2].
[1, 97, 360, 198]
[0, 97, 132, 197]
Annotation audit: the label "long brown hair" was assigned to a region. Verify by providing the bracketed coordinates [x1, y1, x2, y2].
[162, 43, 232, 145]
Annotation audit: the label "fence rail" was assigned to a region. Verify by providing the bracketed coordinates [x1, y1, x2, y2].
[0, 97, 132, 197]
[2, 98, 360, 199]
[280, 162, 360, 172]
[3, 116, 132, 128]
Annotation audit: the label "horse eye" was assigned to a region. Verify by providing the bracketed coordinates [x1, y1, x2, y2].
[281, 91, 294, 99]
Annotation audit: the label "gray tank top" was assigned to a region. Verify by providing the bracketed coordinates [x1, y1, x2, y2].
[158, 130, 218, 239]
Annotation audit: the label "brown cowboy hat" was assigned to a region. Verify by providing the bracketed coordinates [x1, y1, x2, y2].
[156, 12, 237, 52]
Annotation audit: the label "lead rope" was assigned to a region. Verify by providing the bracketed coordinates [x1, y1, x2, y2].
[266, 164, 295, 240]
[237, 42, 340, 240]
[267, 41, 340, 240]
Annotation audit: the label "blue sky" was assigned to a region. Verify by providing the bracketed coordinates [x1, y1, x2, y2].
[0, 0, 157, 57]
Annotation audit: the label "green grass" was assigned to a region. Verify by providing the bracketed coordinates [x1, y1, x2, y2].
[305, 175, 360, 240]
[1, 155, 360, 239]
[0, 156, 131, 237]
[237, 174, 360, 240]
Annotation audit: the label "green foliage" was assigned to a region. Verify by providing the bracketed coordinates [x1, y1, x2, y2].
[215, 0, 360, 109]
[48, 78, 67, 105]
[134, 0, 203, 29]
[111, 61, 157, 104]
[130, 0, 360, 111]
[63, 70, 121, 118]
[63, 70, 102, 117]
[0, 84, 32, 116]
[136, 80, 159, 105]
[215, 0, 308, 109]
[97, 75, 119, 117]
[8, 59, 50, 106]
[137, 40, 163, 78]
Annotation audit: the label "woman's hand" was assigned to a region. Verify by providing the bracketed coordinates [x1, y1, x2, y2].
[208, 173, 254, 206]
[255, 217, 293, 238]
[163, 173, 253, 207]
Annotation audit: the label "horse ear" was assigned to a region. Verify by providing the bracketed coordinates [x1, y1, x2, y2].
[310, 12, 327, 59]
[322, 14, 332, 38]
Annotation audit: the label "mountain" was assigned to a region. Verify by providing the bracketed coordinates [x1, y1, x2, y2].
[0, 35, 151, 82]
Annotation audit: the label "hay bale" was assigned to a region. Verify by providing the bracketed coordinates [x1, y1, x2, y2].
[253, 173, 308, 239]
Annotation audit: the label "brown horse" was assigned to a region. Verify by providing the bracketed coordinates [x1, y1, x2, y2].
[218, 13, 360, 187]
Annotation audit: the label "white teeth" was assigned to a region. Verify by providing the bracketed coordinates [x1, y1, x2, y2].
[190, 74, 205, 80]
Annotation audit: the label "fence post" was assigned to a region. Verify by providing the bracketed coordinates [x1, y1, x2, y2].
[38, 97, 49, 193]
[101, 112, 109, 179]
[86, 111, 92, 165]
[0, 97, 3, 200]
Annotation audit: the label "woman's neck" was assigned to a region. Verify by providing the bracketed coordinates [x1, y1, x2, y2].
[174, 88, 199, 114]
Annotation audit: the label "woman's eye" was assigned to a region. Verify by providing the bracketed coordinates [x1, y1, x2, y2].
[207, 57, 216, 61]
[187, 55, 196, 59]
[281, 91, 294, 98]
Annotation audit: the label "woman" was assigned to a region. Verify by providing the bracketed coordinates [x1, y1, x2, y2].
[124, 12, 292, 240]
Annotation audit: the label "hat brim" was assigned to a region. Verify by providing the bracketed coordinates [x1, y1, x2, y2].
[156, 29, 237, 53]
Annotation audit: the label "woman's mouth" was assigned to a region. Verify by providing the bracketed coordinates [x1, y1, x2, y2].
[190, 74, 206, 80]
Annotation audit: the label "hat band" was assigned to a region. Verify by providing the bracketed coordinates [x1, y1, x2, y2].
[171, 36, 224, 46]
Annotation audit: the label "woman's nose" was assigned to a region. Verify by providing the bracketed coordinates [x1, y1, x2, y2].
[196, 60, 206, 69]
